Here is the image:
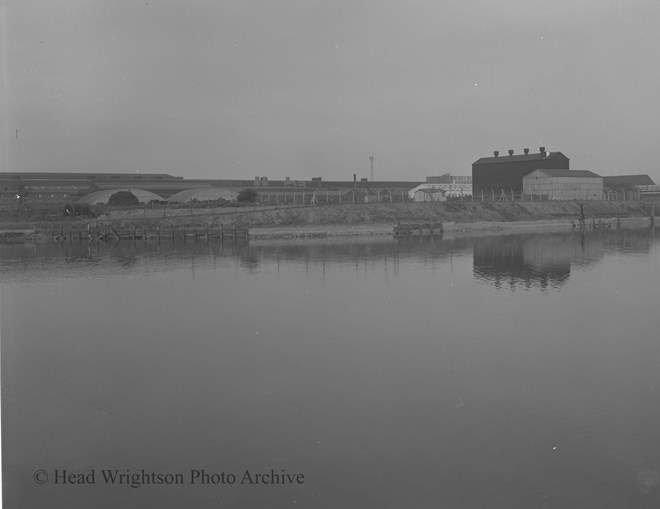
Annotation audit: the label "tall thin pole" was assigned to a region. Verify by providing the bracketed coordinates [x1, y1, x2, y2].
[369, 156, 374, 181]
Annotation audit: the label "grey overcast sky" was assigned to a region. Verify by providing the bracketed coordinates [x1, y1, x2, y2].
[2, 0, 660, 182]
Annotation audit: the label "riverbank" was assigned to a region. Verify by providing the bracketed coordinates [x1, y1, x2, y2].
[249, 216, 654, 239]
[1, 200, 657, 242]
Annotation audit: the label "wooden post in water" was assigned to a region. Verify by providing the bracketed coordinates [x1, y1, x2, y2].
[651, 203, 656, 227]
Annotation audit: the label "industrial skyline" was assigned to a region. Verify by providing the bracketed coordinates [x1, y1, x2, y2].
[3, 1, 660, 183]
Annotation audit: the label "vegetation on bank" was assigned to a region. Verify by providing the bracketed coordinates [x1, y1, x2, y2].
[1, 200, 657, 235]
[225, 200, 657, 227]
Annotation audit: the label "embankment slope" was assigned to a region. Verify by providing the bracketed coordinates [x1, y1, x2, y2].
[223, 200, 655, 227]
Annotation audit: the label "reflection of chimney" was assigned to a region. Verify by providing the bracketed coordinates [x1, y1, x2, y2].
[523, 148, 529, 155]
[493, 151, 499, 157]
[508, 149, 514, 156]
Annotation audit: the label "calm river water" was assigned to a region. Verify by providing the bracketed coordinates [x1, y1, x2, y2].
[2, 229, 660, 508]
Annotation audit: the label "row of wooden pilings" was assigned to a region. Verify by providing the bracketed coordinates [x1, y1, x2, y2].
[52, 223, 249, 242]
[393, 221, 444, 236]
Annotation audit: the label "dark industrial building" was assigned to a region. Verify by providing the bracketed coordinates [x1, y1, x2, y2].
[472, 147, 569, 194]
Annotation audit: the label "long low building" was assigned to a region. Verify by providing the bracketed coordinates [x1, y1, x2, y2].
[603, 175, 656, 200]
[0, 172, 422, 203]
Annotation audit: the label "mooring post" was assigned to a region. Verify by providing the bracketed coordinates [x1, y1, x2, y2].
[651, 203, 656, 227]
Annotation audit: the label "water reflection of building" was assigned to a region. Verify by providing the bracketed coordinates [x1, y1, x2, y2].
[473, 233, 599, 290]
[473, 230, 654, 290]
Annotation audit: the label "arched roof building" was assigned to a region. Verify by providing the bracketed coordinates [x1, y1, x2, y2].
[167, 188, 237, 203]
[76, 188, 164, 205]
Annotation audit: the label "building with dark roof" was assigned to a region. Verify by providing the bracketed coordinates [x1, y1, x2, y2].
[472, 147, 569, 194]
[603, 175, 655, 187]
[603, 175, 657, 200]
[0, 172, 186, 201]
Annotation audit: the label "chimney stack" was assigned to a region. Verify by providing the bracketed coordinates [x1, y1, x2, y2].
[493, 151, 499, 157]
[539, 146, 546, 155]
[523, 148, 529, 155]
[508, 149, 514, 156]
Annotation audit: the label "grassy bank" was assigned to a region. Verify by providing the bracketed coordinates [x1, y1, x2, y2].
[1, 200, 657, 242]
[222, 200, 657, 226]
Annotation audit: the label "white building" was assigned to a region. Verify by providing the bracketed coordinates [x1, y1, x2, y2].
[408, 184, 448, 202]
[423, 175, 472, 197]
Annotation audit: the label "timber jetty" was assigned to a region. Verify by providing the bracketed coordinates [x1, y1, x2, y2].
[393, 221, 443, 236]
